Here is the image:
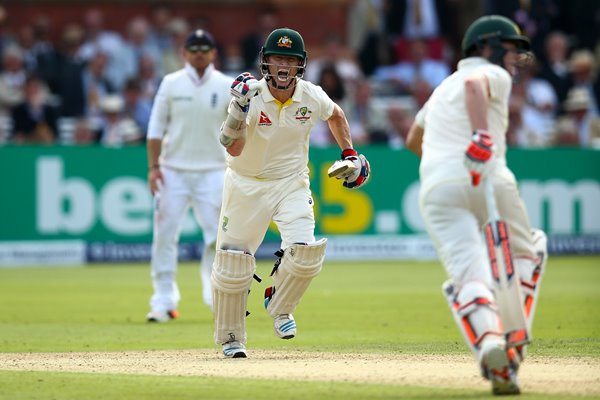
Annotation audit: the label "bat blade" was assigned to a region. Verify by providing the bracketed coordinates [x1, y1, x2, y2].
[485, 219, 530, 348]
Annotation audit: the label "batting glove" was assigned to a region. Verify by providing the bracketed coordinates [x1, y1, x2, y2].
[464, 130, 494, 187]
[230, 72, 260, 111]
[340, 148, 371, 189]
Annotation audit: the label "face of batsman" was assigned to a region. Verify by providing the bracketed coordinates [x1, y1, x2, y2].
[259, 27, 307, 89]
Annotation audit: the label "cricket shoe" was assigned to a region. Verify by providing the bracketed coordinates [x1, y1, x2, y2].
[480, 341, 520, 396]
[222, 341, 247, 358]
[146, 310, 179, 323]
[274, 314, 296, 339]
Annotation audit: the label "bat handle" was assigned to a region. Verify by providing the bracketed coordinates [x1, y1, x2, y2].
[484, 177, 500, 223]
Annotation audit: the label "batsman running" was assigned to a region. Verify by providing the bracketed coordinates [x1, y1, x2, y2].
[214, 27, 370, 358]
[406, 15, 547, 395]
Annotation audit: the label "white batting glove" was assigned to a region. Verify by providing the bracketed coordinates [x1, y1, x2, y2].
[230, 72, 260, 111]
[328, 149, 371, 189]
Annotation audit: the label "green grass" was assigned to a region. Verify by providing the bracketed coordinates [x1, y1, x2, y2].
[0, 255, 599, 399]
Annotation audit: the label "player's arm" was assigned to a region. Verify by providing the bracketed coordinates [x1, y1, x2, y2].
[326, 103, 370, 189]
[464, 72, 494, 186]
[464, 72, 490, 131]
[146, 139, 162, 195]
[326, 103, 352, 149]
[406, 122, 424, 157]
[220, 73, 260, 157]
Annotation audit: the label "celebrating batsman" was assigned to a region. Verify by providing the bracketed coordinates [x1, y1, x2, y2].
[145, 30, 232, 322]
[213, 27, 370, 358]
[406, 16, 547, 395]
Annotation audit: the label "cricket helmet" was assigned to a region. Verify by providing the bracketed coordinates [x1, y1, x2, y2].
[462, 15, 531, 57]
[259, 27, 307, 82]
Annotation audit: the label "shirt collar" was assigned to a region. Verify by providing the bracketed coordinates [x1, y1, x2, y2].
[258, 78, 303, 103]
[185, 63, 214, 86]
[457, 57, 491, 70]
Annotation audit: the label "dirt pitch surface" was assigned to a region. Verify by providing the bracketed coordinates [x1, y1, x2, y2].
[1, 350, 599, 396]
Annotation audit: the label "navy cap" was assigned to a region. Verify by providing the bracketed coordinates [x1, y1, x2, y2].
[185, 29, 216, 51]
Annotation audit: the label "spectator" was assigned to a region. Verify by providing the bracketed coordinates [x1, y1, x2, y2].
[123, 77, 152, 135]
[554, 87, 600, 147]
[148, 4, 174, 52]
[78, 8, 129, 91]
[304, 33, 363, 88]
[138, 54, 161, 101]
[48, 23, 87, 118]
[123, 16, 163, 81]
[97, 94, 143, 146]
[11, 73, 58, 144]
[238, 7, 279, 74]
[537, 31, 573, 110]
[385, 103, 412, 149]
[82, 51, 116, 130]
[373, 37, 450, 95]
[310, 64, 348, 147]
[568, 49, 599, 116]
[0, 45, 27, 118]
[71, 117, 96, 145]
[160, 18, 188, 74]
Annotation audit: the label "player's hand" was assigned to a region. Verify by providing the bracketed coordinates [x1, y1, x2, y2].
[464, 130, 494, 187]
[332, 148, 371, 189]
[148, 167, 163, 195]
[230, 72, 260, 111]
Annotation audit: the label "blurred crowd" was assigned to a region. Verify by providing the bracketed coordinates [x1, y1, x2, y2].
[0, 1, 599, 148]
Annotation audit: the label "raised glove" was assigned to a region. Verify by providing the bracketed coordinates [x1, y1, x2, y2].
[230, 72, 260, 111]
[464, 130, 494, 187]
[333, 148, 371, 189]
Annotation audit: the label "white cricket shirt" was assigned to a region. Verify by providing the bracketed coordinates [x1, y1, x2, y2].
[228, 79, 335, 179]
[147, 63, 232, 171]
[415, 57, 512, 192]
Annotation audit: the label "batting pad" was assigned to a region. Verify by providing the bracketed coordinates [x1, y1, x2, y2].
[443, 280, 505, 359]
[212, 249, 256, 345]
[266, 238, 327, 317]
[518, 229, 548, 333]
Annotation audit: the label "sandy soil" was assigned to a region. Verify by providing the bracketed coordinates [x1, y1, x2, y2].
[1, 350, 598, 396]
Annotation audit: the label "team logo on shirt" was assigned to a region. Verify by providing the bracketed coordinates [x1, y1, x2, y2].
[258, 111, 272, 126]
[294, 106, 312, 123]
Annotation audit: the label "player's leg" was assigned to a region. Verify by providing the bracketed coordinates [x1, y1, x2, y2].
[213, 169, 272, 357]
[148, 168, 190, 322]
[495, 175, 548, 344]
[212, 249, 256, 358]
[190, 168, 225, 308]
[265, 173, 323, 339]
[422, 183, 519, 394]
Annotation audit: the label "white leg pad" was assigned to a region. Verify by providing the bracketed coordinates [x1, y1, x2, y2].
[266, 238, 327, 317]
[443, 280, 505, 359]
[212, 249, 256, 345]
[517, 228, 547, 333]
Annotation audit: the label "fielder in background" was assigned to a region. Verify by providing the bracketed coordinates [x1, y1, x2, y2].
[215, 27, 370, 358]
[406, 15, 547, 395]
[145, 30, 232, 322]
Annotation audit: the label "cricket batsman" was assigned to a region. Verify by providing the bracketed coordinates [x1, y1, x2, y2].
[213, 27, 370, 358]
[406, 15, 548, 395]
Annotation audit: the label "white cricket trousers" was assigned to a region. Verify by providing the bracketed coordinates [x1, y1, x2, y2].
[150, 166, 224, 312]
[420, 171, 535, 288]
[216, 168, 316, 254]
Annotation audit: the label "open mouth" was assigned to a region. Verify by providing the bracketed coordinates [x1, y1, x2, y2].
[277, 69, 290, 82]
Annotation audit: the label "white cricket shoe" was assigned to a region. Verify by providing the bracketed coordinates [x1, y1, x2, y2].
[274, 314, 296, 339]
[222, 341, 247, 358]
[481, 341, 520, 396]
[146, 310, 178, 323]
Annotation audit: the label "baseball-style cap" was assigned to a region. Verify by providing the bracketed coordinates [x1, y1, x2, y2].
[185, 29, 216, 52]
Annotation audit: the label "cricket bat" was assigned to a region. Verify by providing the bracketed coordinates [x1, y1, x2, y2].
[484, 178, 530, 348]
